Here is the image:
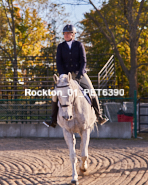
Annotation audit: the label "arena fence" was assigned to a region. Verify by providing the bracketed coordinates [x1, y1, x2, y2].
[0, 91, 138, 138]
[0, 98, 52, 124]
[0, 54, 113, 100]
[138, 97, 148, 133]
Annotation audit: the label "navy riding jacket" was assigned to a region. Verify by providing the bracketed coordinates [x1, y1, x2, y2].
[56, 40, 87, 76]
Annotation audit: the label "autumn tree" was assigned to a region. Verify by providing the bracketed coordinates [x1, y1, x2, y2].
[79, 0, 148, 97]
[88, 0, 148, 97]
[0, 1, 51, 99]
[0, 0, 18, 99]
[17, 0, 70, 73]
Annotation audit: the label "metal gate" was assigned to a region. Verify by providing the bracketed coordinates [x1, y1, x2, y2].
[138, 98, 148, 133]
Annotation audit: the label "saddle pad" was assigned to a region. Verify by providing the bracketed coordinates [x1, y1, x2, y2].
[74, 81, 92, 105]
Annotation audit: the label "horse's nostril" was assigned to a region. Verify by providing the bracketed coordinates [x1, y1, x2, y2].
[63, 115, 72, 120]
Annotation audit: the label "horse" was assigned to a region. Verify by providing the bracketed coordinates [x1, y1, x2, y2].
[53, 72, 96, 185]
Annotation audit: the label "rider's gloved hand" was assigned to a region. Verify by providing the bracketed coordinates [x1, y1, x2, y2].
[75, 74, 83, 84]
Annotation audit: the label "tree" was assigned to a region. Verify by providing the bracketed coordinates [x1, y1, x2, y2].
[0, 0, 18, 99]
[0, 1, 51, 99]
[87, 0, 148, 97]
[80, 0, 148, 97]
[16, 0, 69, 41]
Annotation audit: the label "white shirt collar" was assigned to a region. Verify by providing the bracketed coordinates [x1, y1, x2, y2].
[66, 40, 73, 49]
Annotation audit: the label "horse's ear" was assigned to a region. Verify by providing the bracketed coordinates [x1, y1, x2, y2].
[53, 74, 59, 84]
[68, 72, 72, 82]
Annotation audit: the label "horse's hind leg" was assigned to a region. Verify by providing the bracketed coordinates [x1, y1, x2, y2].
[79, 128, 91, 172]
[63, 129, 78, 184]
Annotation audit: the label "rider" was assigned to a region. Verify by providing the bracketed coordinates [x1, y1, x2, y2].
[44, 24, 108, 128]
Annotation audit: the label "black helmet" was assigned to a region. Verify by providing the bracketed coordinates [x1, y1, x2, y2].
[63, 24, 76, 34]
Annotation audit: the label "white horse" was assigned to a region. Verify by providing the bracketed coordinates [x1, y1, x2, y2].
[53, 72, 96, 185]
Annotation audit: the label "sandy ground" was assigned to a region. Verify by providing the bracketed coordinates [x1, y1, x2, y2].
[0, 138, 148, 185]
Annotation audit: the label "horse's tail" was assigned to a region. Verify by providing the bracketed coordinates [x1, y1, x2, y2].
[90, 120, 99, 137]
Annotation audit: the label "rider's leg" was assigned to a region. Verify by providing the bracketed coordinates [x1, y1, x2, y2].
[43, 95, 58, 128]
[80, 73, 108, 125]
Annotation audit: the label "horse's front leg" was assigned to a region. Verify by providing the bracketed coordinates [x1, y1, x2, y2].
[63, 129, 78, 184]
[80, 128, 91, 172]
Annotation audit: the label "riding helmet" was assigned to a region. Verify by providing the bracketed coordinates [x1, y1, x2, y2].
[63, 24, 76, 34]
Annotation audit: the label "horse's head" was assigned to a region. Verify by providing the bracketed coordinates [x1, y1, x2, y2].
[53, 72, 75, 121]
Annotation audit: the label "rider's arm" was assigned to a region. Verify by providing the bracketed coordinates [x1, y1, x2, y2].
[78, 42, 87, 76]
[56, 44, 66, 75]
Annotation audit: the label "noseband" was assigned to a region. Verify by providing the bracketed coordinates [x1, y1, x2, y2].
[56, 84, 74, 107]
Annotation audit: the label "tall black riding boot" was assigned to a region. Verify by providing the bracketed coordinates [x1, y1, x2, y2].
[43, 100, 58, 128]
[92, 97, 108, 125]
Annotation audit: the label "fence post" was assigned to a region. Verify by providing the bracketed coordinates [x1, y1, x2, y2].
[134, 90, 137, 138]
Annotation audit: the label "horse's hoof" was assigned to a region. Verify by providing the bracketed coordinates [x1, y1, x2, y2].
[80, 168, 87, 172]
[79, 168, 89, 176]
[71, 180, 79, 185]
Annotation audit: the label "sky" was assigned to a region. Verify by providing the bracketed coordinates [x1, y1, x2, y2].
[55, 0, 104, 25]
[61, 3, 93, 25]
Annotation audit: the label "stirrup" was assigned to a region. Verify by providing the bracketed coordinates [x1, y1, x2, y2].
[43, 121, 49, 127]
[43, 118, 57, 128]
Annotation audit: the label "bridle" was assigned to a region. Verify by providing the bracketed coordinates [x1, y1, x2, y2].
[56, 84, 75, 108]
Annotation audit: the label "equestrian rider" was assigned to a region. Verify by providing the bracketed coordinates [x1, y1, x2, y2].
[45, 24, 107, 128]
